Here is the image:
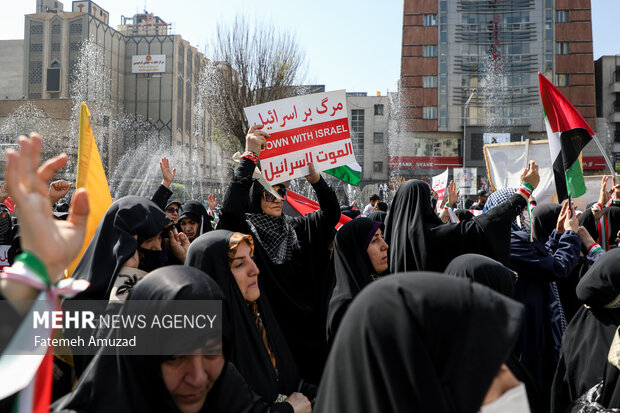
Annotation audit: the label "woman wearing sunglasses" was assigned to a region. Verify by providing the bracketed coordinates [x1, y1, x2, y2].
[219, 124, 341, 384]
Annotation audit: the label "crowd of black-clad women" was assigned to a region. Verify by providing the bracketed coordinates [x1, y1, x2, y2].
[2, 130, 620, 413]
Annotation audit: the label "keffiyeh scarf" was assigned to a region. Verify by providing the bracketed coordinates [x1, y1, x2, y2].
[245, 213, 299, 264]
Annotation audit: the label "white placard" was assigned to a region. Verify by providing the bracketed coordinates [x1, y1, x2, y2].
[244, 90, 357, 185]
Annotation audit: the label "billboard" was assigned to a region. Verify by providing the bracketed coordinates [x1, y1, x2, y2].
[131, 55, 166, 73]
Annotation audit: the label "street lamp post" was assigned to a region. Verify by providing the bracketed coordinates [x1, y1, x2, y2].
[462, 89, 476, 169]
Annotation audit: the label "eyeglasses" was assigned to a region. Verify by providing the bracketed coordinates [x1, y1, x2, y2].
[263, 187, 286, 203]
[166, 207, 179, 214]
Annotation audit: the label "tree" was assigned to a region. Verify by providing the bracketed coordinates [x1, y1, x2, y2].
[200, 14, 307, 150]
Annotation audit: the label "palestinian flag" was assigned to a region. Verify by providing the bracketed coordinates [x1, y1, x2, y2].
[324, 162, 362, 186]
[539, 73, 592, 201]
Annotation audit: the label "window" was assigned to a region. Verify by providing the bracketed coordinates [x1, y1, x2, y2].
[423, 45, 437, 57]
[423, 76, 438, 88]
[373, 162, 384, 173]
[555, 74, 569, 87]
[30, 24, 43, 35]
[556, 10, 569, 23]
[424, 14, 437, 26]
[29, 61, 42, 83]
[70, 22, 82, 33]
[423, 107, 438, 119]
[373, 132, 384, 144]
[556, 42, 569, 55]
[351, 109, 365, 167]
[374, 104, 384, 116]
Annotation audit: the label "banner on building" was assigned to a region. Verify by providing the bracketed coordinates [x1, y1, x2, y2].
[131, 55, 166, 73]
[244, 90, 357, 185]
[453, 167, 477, 195]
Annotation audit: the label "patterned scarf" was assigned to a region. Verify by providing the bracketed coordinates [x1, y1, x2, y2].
[0, 216, 11, 245]
[245, 213, 299, 264]
[482, 187, 526, 233]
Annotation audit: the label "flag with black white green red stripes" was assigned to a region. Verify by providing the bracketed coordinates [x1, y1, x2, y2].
[538, 73, 592, 201]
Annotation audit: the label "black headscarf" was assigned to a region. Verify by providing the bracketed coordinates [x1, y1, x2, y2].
[185, 230, 302, 402]
[531, 203, 561, 243]
[179, 200, 213, 237]
[454, 208, 474, 222]
[383, 180, 442, 271]
[444, 254, 516, 297]
[70, 196, 171, 300]
[366, 210, 387, 222]
[444, 254, 546, 413]
[552, 248, 620, 411]
[384, 180, 523, 272]
[53, 265, 234, 413]
[580, 205, 620, 249]
[326, 218, 385, 343]
[0, 204, 13, 244]
[316, 273, 524, 413]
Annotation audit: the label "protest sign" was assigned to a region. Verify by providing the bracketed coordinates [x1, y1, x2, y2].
[244, 90, 357, 185]
[453, 167, 477, 195]
[432, 168, 449, 213]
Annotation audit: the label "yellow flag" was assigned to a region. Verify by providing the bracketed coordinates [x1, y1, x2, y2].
[66, 102, 113, 276]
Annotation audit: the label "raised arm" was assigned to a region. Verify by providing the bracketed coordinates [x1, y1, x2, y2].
[219, 125, 267, 231]
[1, 134, 89, 303]
[151, 157, 175, 210]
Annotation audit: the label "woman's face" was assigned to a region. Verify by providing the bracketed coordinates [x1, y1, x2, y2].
[366, 228, 389, 274]
[229, 241, 260, 302]
[260, 185, 284, 217]
[166, 205, 180, 224]
[180, 218, 199, 240]
[161, 351, 225, 413]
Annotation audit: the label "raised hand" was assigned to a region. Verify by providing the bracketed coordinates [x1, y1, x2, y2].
[520, 160, 540, 190]
[447, 180, 459, 207]
[160, 157, 176, 188]
[305, 162, 320, 185]
[5, 134, 89, 283]
[0, 183, 8, 203]
[208, 193, 218, 211]
[168, 228, 190, 263]
[48, 179, 72, 205]
[245, 124, 268, 155]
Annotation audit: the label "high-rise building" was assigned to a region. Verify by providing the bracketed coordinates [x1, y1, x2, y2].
[595, 55, 620, 173]
[398, 0, 601, 184]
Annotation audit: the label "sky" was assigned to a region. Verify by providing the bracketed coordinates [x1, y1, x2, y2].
[1, 0, 619, 94]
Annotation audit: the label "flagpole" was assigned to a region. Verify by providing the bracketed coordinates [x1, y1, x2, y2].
[590, 134, 619, 180]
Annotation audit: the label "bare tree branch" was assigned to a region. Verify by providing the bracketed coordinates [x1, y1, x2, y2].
[200, 14, 307, 150]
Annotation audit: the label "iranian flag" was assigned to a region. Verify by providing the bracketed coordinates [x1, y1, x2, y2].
[538, 73, 592, 201]
[324, 162, 362, 186]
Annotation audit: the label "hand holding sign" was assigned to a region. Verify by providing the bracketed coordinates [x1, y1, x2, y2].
[305, 162, 320, 184]
[245, 124, 268, 155]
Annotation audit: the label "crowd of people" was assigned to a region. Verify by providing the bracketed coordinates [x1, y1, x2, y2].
[1, 129, 620, 412]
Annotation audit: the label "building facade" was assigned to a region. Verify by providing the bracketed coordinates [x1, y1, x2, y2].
[346, 92, 390, 184]
[399, 0, 603, 182]
[595, 55, 620, 172]
[0, 0, 225, 196]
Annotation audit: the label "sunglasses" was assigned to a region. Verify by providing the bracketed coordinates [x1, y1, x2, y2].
[263, 187, 287, 203]
[166, 207, 179, 214]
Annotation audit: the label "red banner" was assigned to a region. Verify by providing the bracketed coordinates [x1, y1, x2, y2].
[261, 117, 350, 160]
[388, 156, 463, 170]
[582, 156, 606, 170]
